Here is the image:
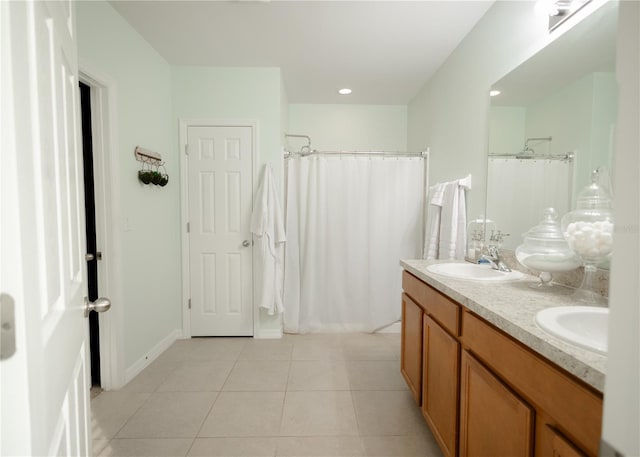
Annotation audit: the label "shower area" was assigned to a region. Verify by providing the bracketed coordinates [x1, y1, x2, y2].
[282, 134, 429, 334]
[486, 141, 575, 251]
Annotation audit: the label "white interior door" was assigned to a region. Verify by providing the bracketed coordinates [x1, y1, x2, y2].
[187, 125, 254, 336]
[1, 1, 92, 455]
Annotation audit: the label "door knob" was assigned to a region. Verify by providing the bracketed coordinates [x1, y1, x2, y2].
[85, 252, 102, 261]
[242, 240, 251, 247]
[84, 297, 111, 318]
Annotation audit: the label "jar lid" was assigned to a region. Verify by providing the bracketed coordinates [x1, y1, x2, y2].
[522, 208, 566, 241]
[575, 169, 613, 210]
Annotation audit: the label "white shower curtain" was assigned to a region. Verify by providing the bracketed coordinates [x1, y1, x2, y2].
[486, 157, 574, 249]
[283, 154, 426, 334]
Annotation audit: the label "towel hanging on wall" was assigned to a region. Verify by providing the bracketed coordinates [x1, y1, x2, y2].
[424, 174, 472, 260]
[250, 163, 286, 315]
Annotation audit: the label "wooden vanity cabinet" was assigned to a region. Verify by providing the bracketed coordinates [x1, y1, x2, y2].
[401, 292, 423, 404]
[400, 269, 603, 457]
[402, 271, 461, 457]
[422, 314, 460, 457]
[462, 310, 602, 457]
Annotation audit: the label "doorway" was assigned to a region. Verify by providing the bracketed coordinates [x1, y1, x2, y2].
[182, 123, 255, 337]
[79, 81, 101, 386]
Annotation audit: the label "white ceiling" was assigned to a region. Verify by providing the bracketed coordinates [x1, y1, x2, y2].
[109, 1, 493, 104]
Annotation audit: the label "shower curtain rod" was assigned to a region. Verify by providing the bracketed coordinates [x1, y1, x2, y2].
[489, 152, 574, 161]
[284, 150, 429, 158]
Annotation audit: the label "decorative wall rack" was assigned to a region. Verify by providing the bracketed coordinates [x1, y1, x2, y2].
[134, 146, 162, 165]
[134, 146, 169, 187]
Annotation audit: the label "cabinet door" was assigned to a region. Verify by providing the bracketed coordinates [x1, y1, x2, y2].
[460, 350, 534, 457]
[401, 293, 423, 405]
[422, 314, 460, 457]
[539, 425, 587, 457]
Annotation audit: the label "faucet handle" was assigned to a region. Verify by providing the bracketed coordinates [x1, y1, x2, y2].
[491, 230, 510, 245]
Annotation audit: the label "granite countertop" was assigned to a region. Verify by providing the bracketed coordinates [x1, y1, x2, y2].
[400, 259, 607, 392]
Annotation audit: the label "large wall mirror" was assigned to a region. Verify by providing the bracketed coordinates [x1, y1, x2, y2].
[486, 1, 618, 256]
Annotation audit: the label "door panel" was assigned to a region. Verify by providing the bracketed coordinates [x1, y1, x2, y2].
[400, 293, 423, 405]
[459, 350, 534, 457]
[1, 1, 90, 455]
[422, 314, 460, 457]
[188, 125, 253, 336]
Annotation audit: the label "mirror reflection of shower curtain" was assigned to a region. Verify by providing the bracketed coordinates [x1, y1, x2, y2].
[486, 157, 574, 250]
[283, 154, 426, 333]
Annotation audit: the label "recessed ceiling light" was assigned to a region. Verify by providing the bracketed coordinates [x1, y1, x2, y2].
[489, 90, 501, 97]
[338, 88, 352, 95]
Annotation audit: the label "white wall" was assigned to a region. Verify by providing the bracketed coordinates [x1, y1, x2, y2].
[590, 72, 618, 175]
[288, 104, 408, 152]
[77, 2, 182, 370]
[489, 106, 526, 155]
[525, 72, 617, 193]
[602, 1, 640, 455]
[408, 1, 552, 220]
[172, 66, 285, 336]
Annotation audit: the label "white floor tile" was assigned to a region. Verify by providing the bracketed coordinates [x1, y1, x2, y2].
[116, 392, 217, 438]
[90, 333, 445, 457]
[361, 435, 443, 457]
[198, 391, 285, 437]
[91, 391, 150, 440]
[287, 360, 350, 391]
[280, 391, 359, 436]
[92, 439, 109, 456]
[157, 360, 235, 392]
[238, 340, 294, 360]
[352, 390, 425, 436]
[276, 436, 365, 456]
[187, 437, 278, 457]
[347, 360, 407, 390]
[98, 438, 193, 457]
[222, 360, 290, 391]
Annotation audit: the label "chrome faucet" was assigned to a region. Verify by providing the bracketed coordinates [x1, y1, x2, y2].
[480, 245, 512, 272]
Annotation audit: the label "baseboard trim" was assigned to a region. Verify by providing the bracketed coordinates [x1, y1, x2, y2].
[124, 329, 181, 384]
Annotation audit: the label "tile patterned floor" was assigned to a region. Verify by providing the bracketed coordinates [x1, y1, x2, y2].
[92, 333, 443, 457]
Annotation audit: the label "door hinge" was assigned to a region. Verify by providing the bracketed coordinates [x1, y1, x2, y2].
[188, 299, 191, 309]
[186, 222, 190, 233]
[184, 144, 189, 155]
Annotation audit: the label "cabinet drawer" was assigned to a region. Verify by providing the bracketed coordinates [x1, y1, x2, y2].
[461, 311, 602, 456]
[402, 271, 460, 335]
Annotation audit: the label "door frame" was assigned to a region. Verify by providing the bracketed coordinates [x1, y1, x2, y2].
[179, 119, 259, 338]
[78, 62, 125, 390]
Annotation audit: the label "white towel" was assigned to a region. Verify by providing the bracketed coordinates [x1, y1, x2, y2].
[457, 175, 472, 258]
[424, 175, 471, 260]
[250, 163, 286, 315]
[423, 182, 446, 259]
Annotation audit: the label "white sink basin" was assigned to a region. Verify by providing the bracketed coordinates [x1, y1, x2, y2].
[535, 306, 608, 354]
[426, 263, 525, 282]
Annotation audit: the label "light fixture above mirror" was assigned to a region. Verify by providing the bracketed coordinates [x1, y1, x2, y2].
[538, 0, 592, 31]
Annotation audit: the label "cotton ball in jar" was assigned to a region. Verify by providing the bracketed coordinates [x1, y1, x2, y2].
[565, 220, 614, 258]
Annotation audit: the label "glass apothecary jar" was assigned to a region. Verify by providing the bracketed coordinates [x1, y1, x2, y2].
[561, 169, 614, 303]
[516, 208, 581, 289]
